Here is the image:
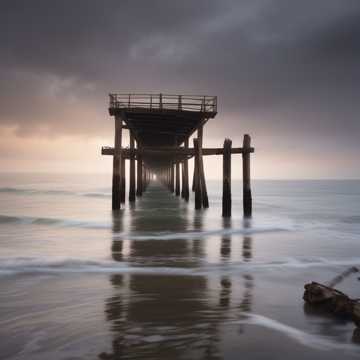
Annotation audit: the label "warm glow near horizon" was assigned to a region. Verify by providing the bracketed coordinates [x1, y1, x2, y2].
[1, 123, 358, 179]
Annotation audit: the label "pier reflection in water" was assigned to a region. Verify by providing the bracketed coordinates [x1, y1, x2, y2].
[100, 183, 254, 359]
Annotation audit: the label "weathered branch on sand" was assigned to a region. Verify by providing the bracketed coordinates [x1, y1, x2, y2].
[303, 276, 360, 328]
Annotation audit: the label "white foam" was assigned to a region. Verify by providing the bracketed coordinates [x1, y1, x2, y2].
[0, 214, 110, 229]
[113, 226, 291, 241]
[0, 257, 193, 276]
[0, 187, 111, 198]
[234, 313, 359, 351]
[0, 256, 359, 277]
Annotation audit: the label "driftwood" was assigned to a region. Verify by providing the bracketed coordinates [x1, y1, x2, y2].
[304, 279, 360, 328]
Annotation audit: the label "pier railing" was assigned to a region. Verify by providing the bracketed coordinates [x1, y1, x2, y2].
[109, 94, 217, 113]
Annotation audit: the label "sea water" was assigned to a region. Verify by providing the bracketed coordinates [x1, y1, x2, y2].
[0, 173, 360, 359]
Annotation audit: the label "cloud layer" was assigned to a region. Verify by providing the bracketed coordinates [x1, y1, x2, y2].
[1, 0, 359, 176]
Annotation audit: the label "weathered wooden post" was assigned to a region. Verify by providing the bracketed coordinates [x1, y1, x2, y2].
[197, 126, 209, 208]
[175, 161, 180, 196]
[193, 138, 202, 209]
[222, 139, 232, 217]
[181, 161, 185, 198]
[129, 134, 136, 202]
[182, 139, 189, 201]
[112, 117, 122, 210]
[136, 145, 143, 197]
[166, 167, 169, 189]
[167, 167, 169, 189]
[120, 156, 126, 203]
[243, 134, 252, 217]
[192, 158, 197, 192]
[170, 163, 175, 193]
[142, 163, 146, 192]
[146, 168, 150, 188]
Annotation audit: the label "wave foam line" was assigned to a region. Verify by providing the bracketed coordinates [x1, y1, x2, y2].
[0, 214, 109, 229]
[113, 226, 291, 241]
[0, 214, 293, 235]
[234, 313, 359, 351]
[0, 187, 111, 198]
[0, 257, 360, 276]
[0, 257, 193, 276]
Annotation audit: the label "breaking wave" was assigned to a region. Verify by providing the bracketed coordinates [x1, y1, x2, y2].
[113, 226, 292, 241]
[0, 214, 109, 229]
[0, 256, 359, 276]
[0, 213, 294, 236]
[0, 187, 110, 198]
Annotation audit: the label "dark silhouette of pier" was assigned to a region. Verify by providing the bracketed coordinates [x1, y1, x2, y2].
[102, 93, 254, 217]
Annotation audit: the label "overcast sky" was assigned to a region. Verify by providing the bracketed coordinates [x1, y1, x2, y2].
[1, 0, 359, 178]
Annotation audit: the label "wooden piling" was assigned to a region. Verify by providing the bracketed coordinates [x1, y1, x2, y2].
[136, 146, 143, 197]
[181, 161, 185, 198]
[197, 126, 209, 208]
[243, 134, 252, 217]
[170, 163, 175, 193]
[167, 167, 169, 189]
[183, 139, 189, 201]
[193, 138, 202, 210]
[129, 134, 136, 202]
[222, 139, 232, 217]
[112, 117, 122, 210]
[142, 163, 146, 192]
[120, 156, 126, 203]
[192, 157, 197, 192]
[175, 162, 180, 196]
[166, 167, 169, 189]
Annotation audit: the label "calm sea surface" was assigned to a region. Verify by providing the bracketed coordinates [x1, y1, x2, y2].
[1, 173, 360, 359]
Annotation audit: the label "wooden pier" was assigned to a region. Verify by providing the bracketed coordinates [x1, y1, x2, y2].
[102, 93, 254, 217]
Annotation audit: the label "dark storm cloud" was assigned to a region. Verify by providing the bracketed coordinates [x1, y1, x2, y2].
[0, 0, 359, 143]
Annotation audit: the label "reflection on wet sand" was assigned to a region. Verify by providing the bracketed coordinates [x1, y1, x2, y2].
[111, 211, 124, 262]
[100, 186, 255, 359]
[240, 218, 254, 314]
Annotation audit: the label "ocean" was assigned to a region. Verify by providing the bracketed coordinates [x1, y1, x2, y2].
[0, 173, 360, 359]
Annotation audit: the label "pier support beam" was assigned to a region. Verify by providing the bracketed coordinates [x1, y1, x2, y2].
[243, 134, 252, 217]
[129, 134, 136, 202]
[193, 138, 202, 210]
[120, 157, 126, 203]
[181, 161, 185, 198]
[142, 163, 146, 192]
[192, 156, 197, 192]
[197, 126, 209, 208]
[175, 162, 180, 196]
[222, 139, 232, 217]
[136, 146, 143, 197]
[170, 163, 175, 193]
[182, 139, 189, 201]
[112, 117, 122, 210]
